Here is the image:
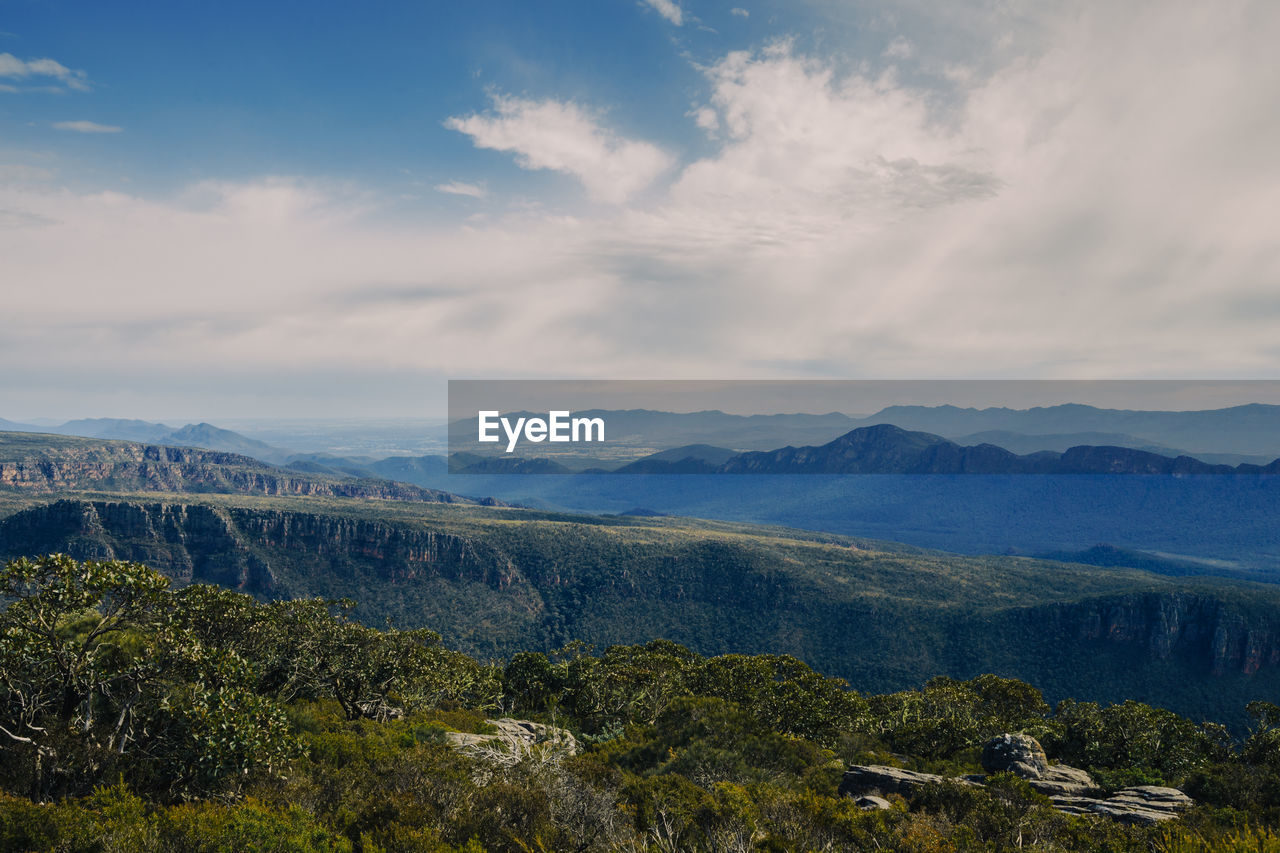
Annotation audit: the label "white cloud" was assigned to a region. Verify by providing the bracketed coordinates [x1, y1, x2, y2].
[883, 37, 914, 59]
[0, 52, 89, 91]
[731, 8, 750, 18]
[434, 180, 487, 199]
[52, 120, 122, 134]
[643, 0, 683, 26]
[5, 0, 1280, 416]
[691, 106, 719, 134]
[445, 95, 674, 204]
[660, 41, 1000, 245]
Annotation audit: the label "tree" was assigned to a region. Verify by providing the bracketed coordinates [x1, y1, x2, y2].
[0, 556, 298, 800]
[0, 555, 169, 797]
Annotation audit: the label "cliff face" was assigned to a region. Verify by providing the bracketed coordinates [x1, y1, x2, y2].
[0, 498, 543, 657]
[0, 499, 514, 595]
[1013, 593, 1280, 677]
[0, 438, 475, 503]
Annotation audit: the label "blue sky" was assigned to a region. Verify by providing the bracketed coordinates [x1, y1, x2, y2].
[3, 1, 809, 195]
[3, 0, 1280, 418]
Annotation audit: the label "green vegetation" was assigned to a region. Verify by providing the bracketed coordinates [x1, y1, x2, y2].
[5, 493, 1280, 730]
[5, 556, 1280, 851]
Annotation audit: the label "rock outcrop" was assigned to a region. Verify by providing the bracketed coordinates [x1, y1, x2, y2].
[445, 719, 578, 758]
[840, 734, 1194, 826]
[852, 795, 892, 811]
[1051, 786, 1193, 824]
[838, 765, 975, 799]
[981, 733, 1099, 797]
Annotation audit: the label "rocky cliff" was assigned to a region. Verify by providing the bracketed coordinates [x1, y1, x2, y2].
[0, 498, 517, 591]
[0, 499, 542, 655]
[0, 432, 482, 503]
[1025, 592, 1280, 676]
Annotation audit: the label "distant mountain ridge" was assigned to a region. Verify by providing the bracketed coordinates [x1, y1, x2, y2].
[0, 417, 292, 462]
[14, 401, 1280, 469]
[445, 402, 1280, 466]
[621, 424, 1280, 475]
[858, 402, 1280, 457]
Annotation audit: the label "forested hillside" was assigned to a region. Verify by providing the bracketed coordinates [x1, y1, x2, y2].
[3, 556, 1280, 852]
[3, 495, 1280, 729]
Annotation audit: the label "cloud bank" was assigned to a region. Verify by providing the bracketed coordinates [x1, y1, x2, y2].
[3, 0, 1280, 415]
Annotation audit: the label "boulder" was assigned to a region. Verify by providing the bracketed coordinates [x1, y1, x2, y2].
[982, 733, 1049, 777]
[980, 734, 1099, 796]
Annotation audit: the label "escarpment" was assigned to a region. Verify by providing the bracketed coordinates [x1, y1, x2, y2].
[0, 434, 476, 503]
[0, 499, 516, 593]
[1014, 592, 1280, 677]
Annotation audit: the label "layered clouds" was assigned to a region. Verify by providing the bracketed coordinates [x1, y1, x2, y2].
[4, 0, 1280, 415]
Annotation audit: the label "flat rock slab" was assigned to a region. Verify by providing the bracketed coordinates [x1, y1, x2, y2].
[854, 795, 892, 811]
[444, 718, 578, 755]
[840, 765, 1192, 825]
[838, 765, 976, 798]
[1051, 787, 1192, 825]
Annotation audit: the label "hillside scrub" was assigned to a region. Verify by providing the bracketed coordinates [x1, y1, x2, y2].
[4, 556, 1280, 851]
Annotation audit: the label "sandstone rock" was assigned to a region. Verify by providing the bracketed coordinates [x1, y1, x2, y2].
[982, 733, 1049, 777]
[838, 765, 975, 798]
[1049, 786, 1192, 825]
[1025, 764, 1098, 797]
[445, 718, 578, 757]
[841, 738, 1193, 825]
[854, 795, 892, 811]
[980, 734, 1099, 796]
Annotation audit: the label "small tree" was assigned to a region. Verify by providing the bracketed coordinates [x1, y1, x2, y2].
[0, 555, 299, 801]
[0, 555, 170, 798]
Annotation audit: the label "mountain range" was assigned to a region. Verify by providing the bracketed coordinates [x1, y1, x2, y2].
[448, 403, 1280, 463]
[0, 417, 292, 462]
[610, 424, 1280, 475]
[10, 402, 1280, 469]
[857, 403, 1280, 458]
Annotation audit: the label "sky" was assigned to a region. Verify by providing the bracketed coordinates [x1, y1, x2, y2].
[2, 0, 1279, 419]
